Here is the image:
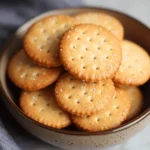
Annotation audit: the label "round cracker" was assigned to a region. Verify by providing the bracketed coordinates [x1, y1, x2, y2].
[24, 15, 78, 67]
[113, 40, 150, 86]
[55, 73, 115, 116]
[72, 87, 130, 132]
[8, 50, 61, 91]
[60, 24, 122, 82]
[124, 86, 143, 121]
[74, 12, 124, 40]
[20, 87, 71, 129]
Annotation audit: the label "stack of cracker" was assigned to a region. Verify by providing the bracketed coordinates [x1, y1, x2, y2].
[7, 12, 150, 132]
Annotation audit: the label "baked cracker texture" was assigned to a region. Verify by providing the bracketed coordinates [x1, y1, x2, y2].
[55, 73, 115, 116]
[74, 12, 124, 40]
[60, 24, 122, 82]
[20, 87, 71, 129]
[124, 86, 143, 121]
[72, 87, 130, 132]
[114, 40, 150, 86]
[8, 50, 61, 91]
[24, 15, 78, 67]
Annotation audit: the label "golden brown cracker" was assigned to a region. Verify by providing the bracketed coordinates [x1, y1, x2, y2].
[20, 87, 71, 129]
[124, 86, 143, 121]
[114, 40, 150, 86]
[8, 50, 61, 91]
[24, 15, 78, 67]
[60, 24, 122, 82]
[55, 73, 115, 116]
[74, 12, 124, 40]
[72, 87, 130, 132]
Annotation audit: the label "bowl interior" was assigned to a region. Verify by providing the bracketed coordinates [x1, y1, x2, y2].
[0, 7, 150, 134]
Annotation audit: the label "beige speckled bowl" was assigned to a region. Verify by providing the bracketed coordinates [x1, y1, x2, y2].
[0, 7, 150, 150]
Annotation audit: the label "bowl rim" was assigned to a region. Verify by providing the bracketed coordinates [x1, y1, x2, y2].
[0, 6, 150, 136]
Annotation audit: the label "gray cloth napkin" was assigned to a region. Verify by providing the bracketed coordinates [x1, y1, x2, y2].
[0, 0, 82, 150]
[0, 113, 20, 150]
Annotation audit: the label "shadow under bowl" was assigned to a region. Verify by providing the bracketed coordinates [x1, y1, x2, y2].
[0, 7, 150, 150]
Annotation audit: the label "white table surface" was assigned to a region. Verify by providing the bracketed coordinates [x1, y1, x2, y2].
[19, 0, 150, 149]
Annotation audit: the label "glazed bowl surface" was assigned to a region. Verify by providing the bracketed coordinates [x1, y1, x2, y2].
[0, 7, 150, 150]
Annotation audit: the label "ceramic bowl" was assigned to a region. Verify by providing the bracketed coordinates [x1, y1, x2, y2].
[0, 7, 150, 150]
